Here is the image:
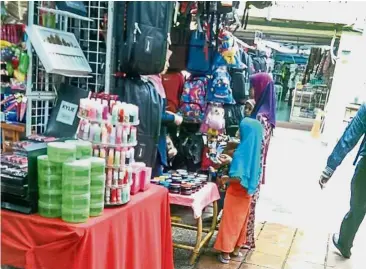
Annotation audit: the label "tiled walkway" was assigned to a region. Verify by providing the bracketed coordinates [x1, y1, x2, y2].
[195, 222, 365, 269]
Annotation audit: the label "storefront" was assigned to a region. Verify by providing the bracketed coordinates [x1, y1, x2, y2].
[1, 1, 245, 268]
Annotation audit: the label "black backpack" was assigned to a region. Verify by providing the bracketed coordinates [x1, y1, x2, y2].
[230, 68, 247, 103]
[224, 104, 244, 136]
[116, 1, 174, 75]
[112, 77, 163, 167]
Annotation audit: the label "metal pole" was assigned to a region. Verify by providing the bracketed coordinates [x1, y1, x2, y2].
[105, 1, 114, 94]
[26, 1, 35, 136]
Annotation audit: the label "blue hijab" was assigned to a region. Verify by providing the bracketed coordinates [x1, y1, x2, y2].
[229, 118, 263, 195]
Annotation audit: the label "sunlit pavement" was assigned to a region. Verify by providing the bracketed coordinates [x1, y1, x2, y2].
[174, 128, 366, 269]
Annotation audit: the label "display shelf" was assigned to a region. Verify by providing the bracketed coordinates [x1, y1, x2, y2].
[290, 84, 330, 124]
[77, 115, 140, 127]
[37, 7, 93, 22]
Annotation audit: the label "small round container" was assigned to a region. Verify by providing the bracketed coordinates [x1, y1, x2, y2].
[62, 178, 90, 194]
[90, 186, 105, 201]
[91, 174, 106, 188]
[62, 193, 90, 207]
[90, 202, 104, 217]
[171, 176, 182, 183]
[62, 206, 89, 223]
[181, 183, 193, 196]
[160, 181, 171, 189]
[65, 140, 93, 160]
[191, 183, 197, 193]
[38, 200, 61, 218]
[37, 155, 62, 175]
[47, 142, 76, 164]
[63, 160, 91, 178]
[38, 175, 62, 190]
[88, 157, 106, 175]
[169, 183, 181, 194]
[194, 180, 202, 190]
[176, 169, 187, 175]
[39, 189, 62, 204]
[150, 179, 160, 185]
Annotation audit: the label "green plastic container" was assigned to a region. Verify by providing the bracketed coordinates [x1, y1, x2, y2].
[90, 186, 105, 202]
[88, 157, 106, 175]
[62, 193, 90, 207]
[62, 159, 91, 178]
[47, 142, 76, 163]
[91, 174, 106, 188]
[37, 155, 62, 175]
[38, 200, 61, 218]
[39, 189, 62, 204]
[90, 202, 104, 217]
[62, 206, 89, 223]
[62, 178, 91, 194]
[65, 140, 93, 160]
[38, 174, 62, 190]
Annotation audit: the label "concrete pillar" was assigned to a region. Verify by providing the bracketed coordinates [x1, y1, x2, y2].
[321, 30, 365, 148]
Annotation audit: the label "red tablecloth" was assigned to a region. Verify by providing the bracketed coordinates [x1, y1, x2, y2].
[1, 185, 174, 269]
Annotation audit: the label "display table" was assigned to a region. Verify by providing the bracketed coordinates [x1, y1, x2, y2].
[1, 185, 174, 269]
[169, 182, 220, 264]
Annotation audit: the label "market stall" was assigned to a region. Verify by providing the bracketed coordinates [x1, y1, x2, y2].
[1, 185, 174, 269]
[2, 1, 254, 267]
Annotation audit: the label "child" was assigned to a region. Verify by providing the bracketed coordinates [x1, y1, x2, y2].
[244, 99, 256, 117]
[214, 118, 263, 264]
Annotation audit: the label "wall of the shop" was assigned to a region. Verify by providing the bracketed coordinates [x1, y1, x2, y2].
[321, 30, 365, 148]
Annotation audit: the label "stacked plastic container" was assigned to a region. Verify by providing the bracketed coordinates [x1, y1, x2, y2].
[37, 142, 77, 218]
[89, 157, 106, 216]
[65, 140, 93, 159]
[37, 155, 63, 218]
[62, 160, 91, 223]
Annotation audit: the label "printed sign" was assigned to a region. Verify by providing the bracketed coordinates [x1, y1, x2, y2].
[56, 100, 78, 125]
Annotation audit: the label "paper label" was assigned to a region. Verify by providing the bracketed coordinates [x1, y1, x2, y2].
[56, 101, 78, 125]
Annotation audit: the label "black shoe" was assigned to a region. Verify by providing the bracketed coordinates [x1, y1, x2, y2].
[332, 234, 351, 259]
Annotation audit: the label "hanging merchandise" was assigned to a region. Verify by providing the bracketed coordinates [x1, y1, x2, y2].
[178, 76, 208, 123]
[187, 30, 214, 75]
[162, 72, 185, 113]
[44, 83, 89, 138]
[200, 103, 226, 135]
[213, 30, 244, 69]
[0, 93, 27, 122]
[117, 1, 174, 75]
[169, 28, 191, 71]
[207, 66, 234, 104]
[113, 78, 163, 168]
[224, 104, 244, 136]
[230, 68, 247, 103]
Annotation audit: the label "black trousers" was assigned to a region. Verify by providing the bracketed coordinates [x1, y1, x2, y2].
[339, 157, 366, 251]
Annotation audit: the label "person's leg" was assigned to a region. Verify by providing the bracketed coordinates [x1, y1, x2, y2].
[338, 158, 366, 253]
[217, 189, 226, 214]
[244, 186, 260, 249]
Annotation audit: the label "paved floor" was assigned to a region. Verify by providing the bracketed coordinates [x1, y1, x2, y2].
[173, 128, 366, 269]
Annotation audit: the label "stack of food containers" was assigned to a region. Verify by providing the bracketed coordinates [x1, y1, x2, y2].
[89, 157, 106, 216]
[62, 160, 91, 223]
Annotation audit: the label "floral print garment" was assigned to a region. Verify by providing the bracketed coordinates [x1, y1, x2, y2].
[245, 113, 272, 248]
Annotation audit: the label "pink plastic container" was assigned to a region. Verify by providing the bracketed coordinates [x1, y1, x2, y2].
[140, 167, 152, 192]
[130, 167, 142, 195]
